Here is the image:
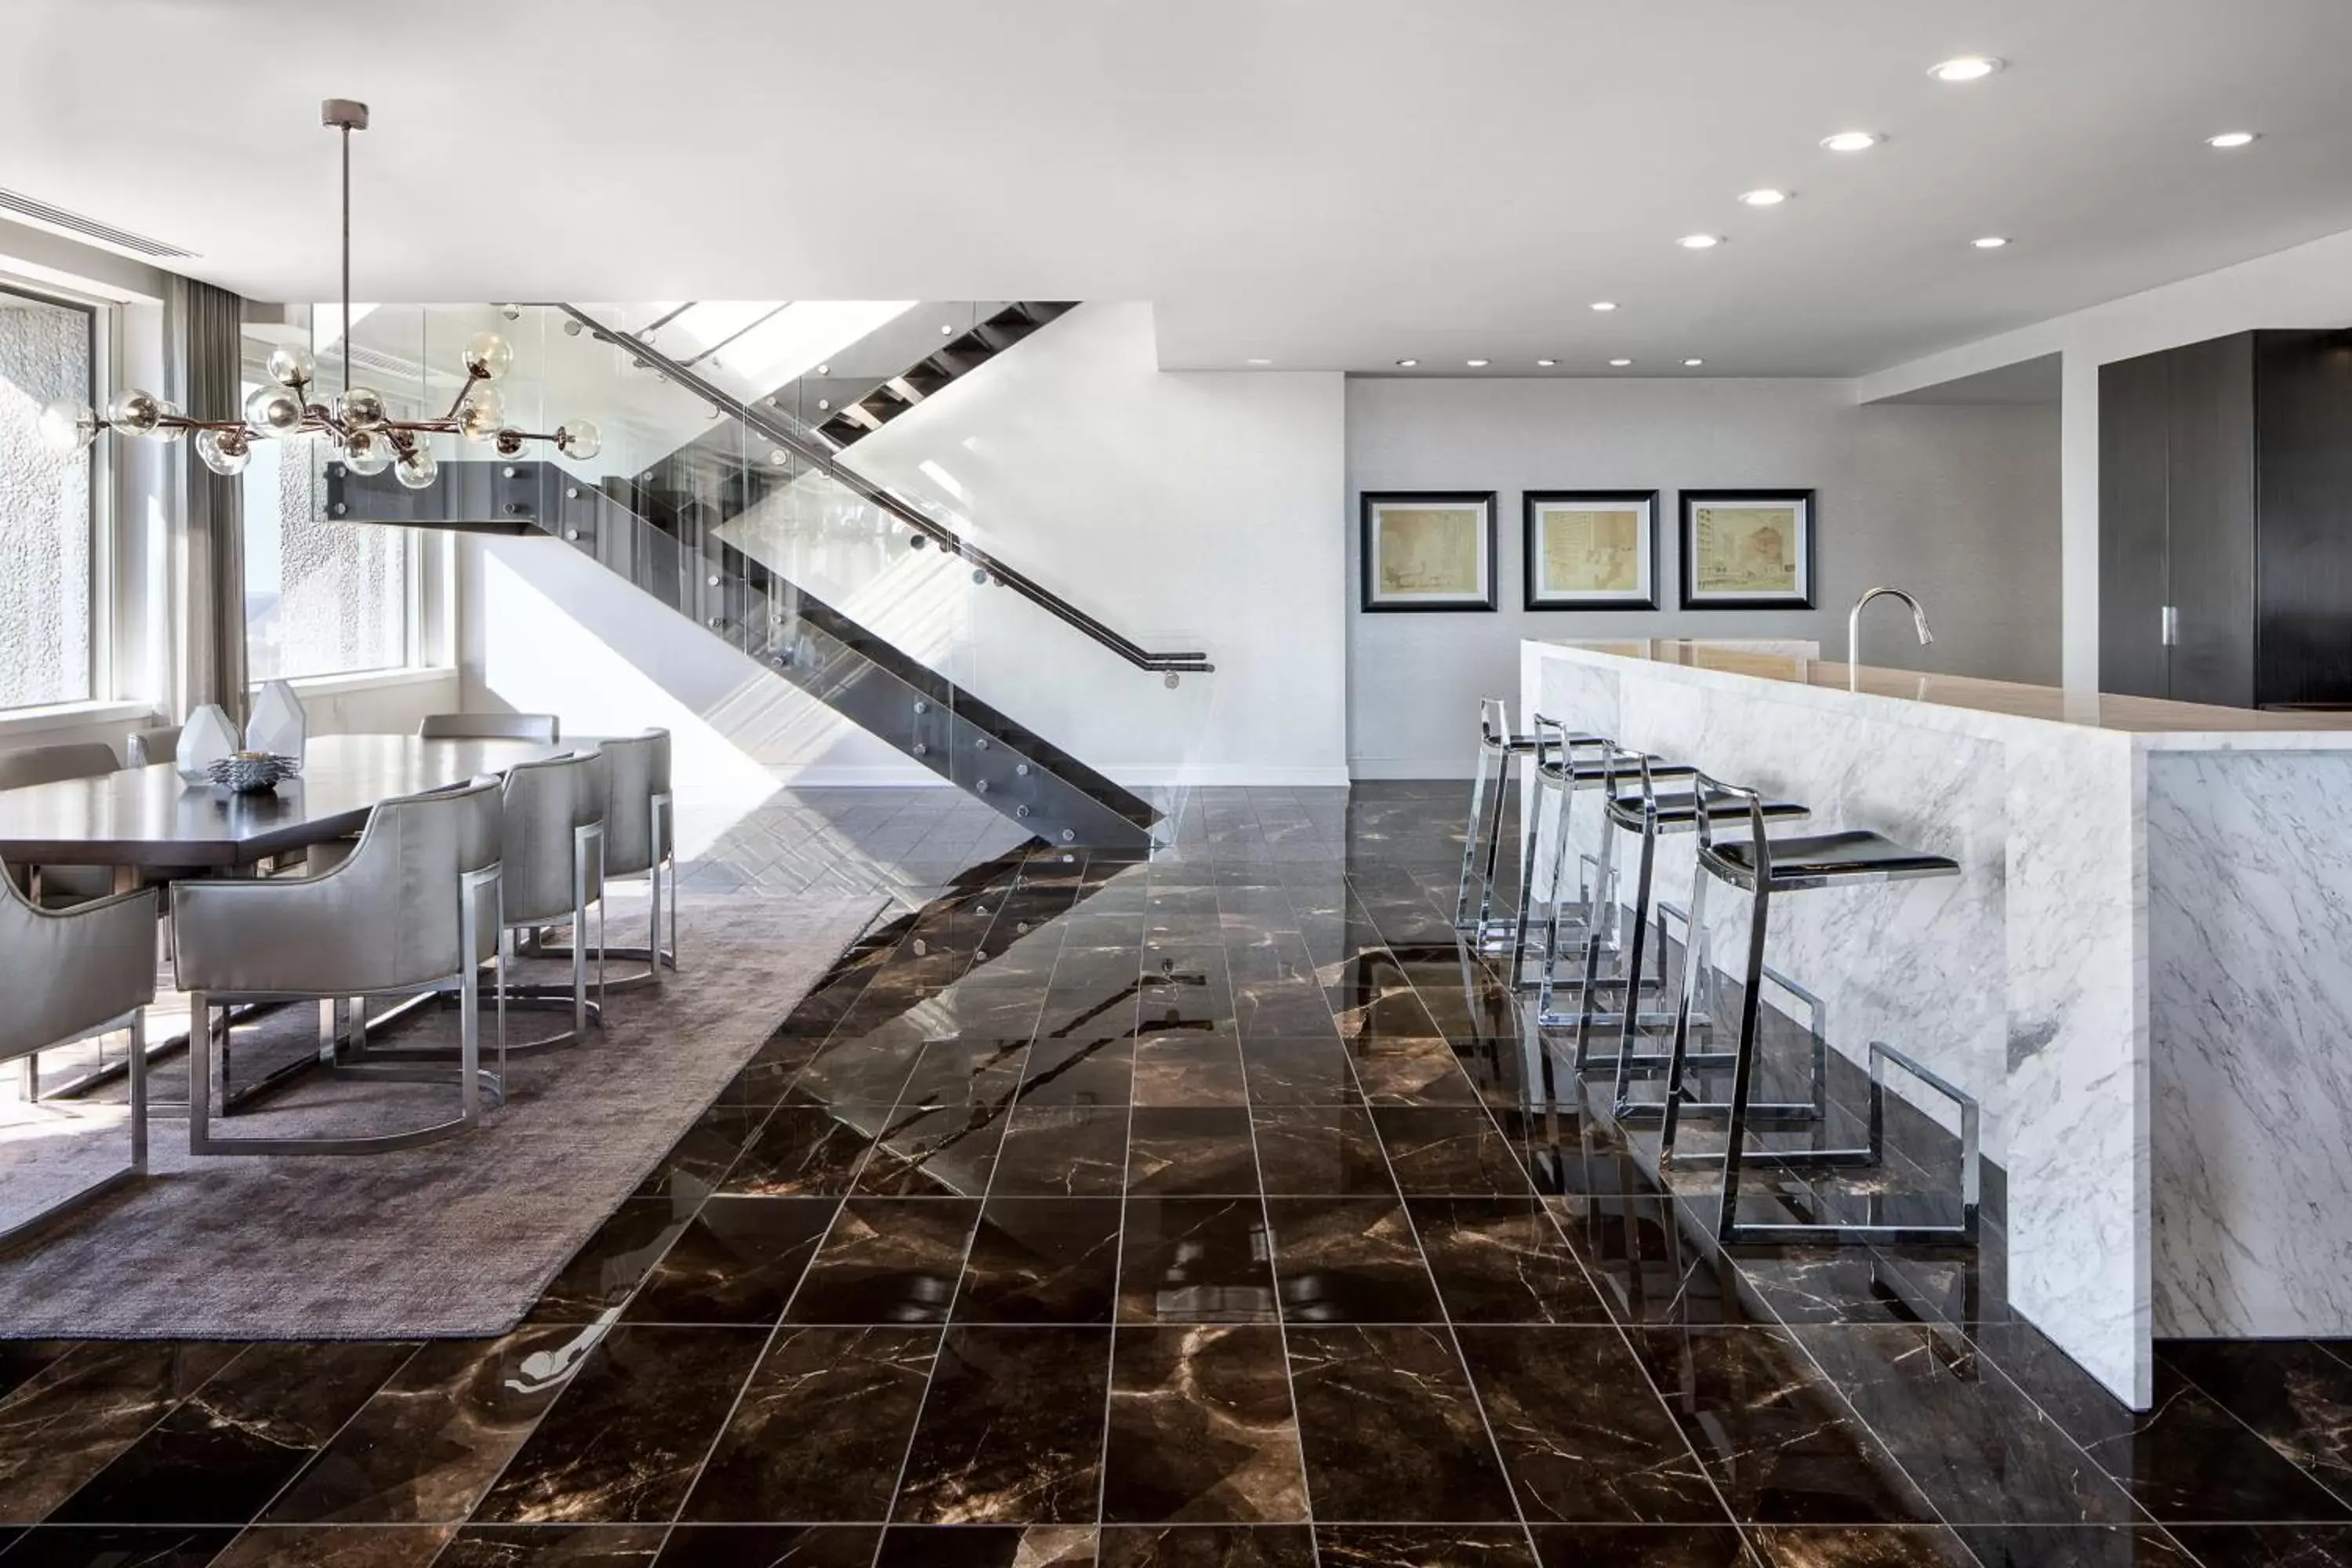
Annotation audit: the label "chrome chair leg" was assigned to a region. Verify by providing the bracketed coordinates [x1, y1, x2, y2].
[1455, 743, 1494, 930]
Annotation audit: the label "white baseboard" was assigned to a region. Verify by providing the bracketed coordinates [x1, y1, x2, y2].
[1348, 758, 1477, 781]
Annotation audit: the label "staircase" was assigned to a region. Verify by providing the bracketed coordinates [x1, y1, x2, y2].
[325, 303, 1207, 853]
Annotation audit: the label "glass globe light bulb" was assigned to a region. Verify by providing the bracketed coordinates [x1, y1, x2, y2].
[149, 400, 187, 444]
[339, 385, 387, 429]
[458, 386, 506, 441]
[245, 385, 305, 434]
[107, 388, 162, 434]
[557, 419, 601, 461]
[194, 428, 251, 477]
[38, 398, 98, 454]
[266, 345, 317, 388]
[393, 444, 440, 491]
[343, 427, 395, 476]
[493, 429, 527, 458]
[461, 331, 514, 382]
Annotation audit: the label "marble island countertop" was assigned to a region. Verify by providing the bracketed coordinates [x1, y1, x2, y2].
[1539, 638, 2352, 742]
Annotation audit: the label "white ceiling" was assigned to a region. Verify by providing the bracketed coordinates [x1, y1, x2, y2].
[7, 0, 2352, 378]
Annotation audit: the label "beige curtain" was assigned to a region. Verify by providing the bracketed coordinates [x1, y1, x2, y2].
[165, 276, 247, 722]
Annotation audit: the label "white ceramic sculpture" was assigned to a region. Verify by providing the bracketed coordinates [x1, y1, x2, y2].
[176, 704, 240, 783]
[245, 679, 308, 759]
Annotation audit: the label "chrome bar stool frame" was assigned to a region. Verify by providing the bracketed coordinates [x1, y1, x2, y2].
[1655, 768, 1978, 1247]
[1455, 697, 1544, 948]
[1522, 718, 1697, 1011]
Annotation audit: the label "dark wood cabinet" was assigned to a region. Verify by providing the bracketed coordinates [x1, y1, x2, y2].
[2099, 328, 2352, 708]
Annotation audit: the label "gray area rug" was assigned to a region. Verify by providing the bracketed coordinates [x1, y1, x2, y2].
[0, 891, 881, 1340]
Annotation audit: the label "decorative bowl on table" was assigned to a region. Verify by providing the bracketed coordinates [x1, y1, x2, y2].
[208, 750, 303, 795]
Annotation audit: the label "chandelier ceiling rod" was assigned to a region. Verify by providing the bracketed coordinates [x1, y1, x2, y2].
[38, 99, 602, 489]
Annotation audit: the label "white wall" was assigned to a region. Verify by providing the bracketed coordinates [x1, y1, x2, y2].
[1858, 222, 2352, 689]
[463, 302, 1352, 790]
[1347, 376, 2061, 777]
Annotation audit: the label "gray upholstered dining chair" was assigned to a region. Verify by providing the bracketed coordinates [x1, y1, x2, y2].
[527, 729, 674, 992]
[0, 871, 154, 1243]
[0, 742, 124, 909]
[122, 725, 183, 768]
[419, 712, 561, 744]
[488, 750, 608, 1051]
[172, 776, 504, 1156]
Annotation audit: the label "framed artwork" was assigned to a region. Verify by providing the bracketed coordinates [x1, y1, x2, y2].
[1360, 491, 1498, 612]
[1523, 490, 1659, 610]
[1679, 489, 1816, 608]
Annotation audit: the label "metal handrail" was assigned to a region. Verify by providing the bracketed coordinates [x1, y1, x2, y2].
[550, 303, 1215, 676]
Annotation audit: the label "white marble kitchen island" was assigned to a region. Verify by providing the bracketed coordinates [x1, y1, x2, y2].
[1523, 637, 2352, 1410]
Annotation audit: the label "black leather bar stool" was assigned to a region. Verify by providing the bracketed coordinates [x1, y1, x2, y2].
[1519, 715, 1696, 1001]
[1567, 753, 1811, 1120]
[1656, 766, 1980, 1247]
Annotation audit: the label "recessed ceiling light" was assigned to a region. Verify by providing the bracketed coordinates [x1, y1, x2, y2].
[1820, 131, 1882, 153]
[1609, 358, 1634, 367]
[1929, 55, 2004, 82]
[1590, 300, 1618, 312]
[2206, 130, 2259, 148]
[1536, 358, 1558, 368]
[1971, 235, 2010, 249]
[1246, 357, 1272, 365]
[1395, 358, 1419, 368]
[1738, 188, 1790, 207]
[1466, 358, 1490, 368]
[1682, 358, 1705, 367]
[1676, 234, 1723, 249]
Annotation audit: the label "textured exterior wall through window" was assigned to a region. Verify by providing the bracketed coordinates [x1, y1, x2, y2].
[242, 404, 405, 683]
[0, 289, 95, 708]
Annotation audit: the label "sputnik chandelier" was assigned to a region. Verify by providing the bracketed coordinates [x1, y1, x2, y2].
[40, 99, 599, 488]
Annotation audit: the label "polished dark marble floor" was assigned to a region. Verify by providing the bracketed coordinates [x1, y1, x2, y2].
[4, 783, 2352, 1566]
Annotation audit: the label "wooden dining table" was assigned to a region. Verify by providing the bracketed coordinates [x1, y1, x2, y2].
[0, 733, 585, 886]
[0, 732, 599, 1111]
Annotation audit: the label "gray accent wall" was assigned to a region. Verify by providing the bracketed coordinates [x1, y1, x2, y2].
[1345, 376, 2060, 777]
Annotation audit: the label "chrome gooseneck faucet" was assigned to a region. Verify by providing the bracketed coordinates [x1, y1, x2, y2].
[1848, 586, 1935, 672]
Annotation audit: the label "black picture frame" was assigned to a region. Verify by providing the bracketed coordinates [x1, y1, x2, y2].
[1359, 491, 1499, 612]
[1678, 488, 1817, 609]
[1522, 489, 1661, 611]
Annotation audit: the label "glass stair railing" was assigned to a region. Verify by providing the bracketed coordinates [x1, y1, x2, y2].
[315, 301, 1217, 854]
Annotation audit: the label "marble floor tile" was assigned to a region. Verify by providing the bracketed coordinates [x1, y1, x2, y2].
[956, 1198, 1123, 1325]
[630, 1104, 771, 1200]
[1249, 1106, 1396, 1198]
[1957, 1526, 2200, 1566]
[1127, 1109, 1260, 1196]
[1094, 1525, 1316, 1566]
[1018, 1038, 1137, 1109]
[855, 1105, 1010, 1199]
[891, 1327, 1113, 1525]
[1628, 1327, 1939, 1526]
[260, 1330, 579, 1525]
[620, 1196, 836, 1325]
[49, 1341, 415, 1526]
[783, 1197, 980, 1325]
[435, 1523, 670, 1566]
[873, 1525, 1098, 1566]
[717, 1107, 882, 1196]
[523, 1200, 699, 1325]
[2157, 1339, 2352, 1507]
[1789, 1324, 2141, 1526]
[1263, 1196, 1443, 1324]
[1370, 1108, 1534, 1196]
[209, 1523, 453, 1566]
[1283, 1325, 1517, 1523]
[1408, 1198, 1610, 1325]
[897, 1040, 1031, 1108]
[1102, 1327, 1307, 1524]
[470, 1327, 767, 1524]
[1744, 1526, 1979, 1565]
[993, 1106, 1130, 1196]
[789, 1039, 924, 1107]
[1527, 1525, 1755, 1566]
[1313, 1525, 1538, 1566]
[1455, 1327, 1725, 1525]
[1347, 1037, 1483, 1106]
[1133, 1040, 1250, 1107]
[1118, 1199, 1277, 1325]
[676, 1327, 937, 1524]
[1238, 1039, 1361, 1107]
[653, 1525, 883, 1565]
[0, 1342, 243, 1524]
[0, 1526, 238, 1565]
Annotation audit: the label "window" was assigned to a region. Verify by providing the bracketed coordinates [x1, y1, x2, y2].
[0, 283, 98, 708]
[241, 330, 409, 681]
